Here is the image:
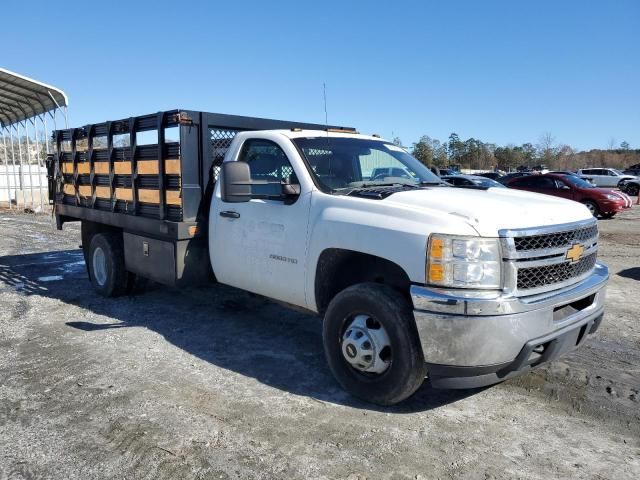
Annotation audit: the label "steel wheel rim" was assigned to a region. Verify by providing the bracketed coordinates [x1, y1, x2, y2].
[585, 203, 596, 215]
[92, 247, 107, 286]
[341, 314, 392, 375]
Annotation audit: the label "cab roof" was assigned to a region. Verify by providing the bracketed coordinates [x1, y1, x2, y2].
[274, 129, 390, 142]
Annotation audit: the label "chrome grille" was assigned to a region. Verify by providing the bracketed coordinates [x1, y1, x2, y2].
[517, 253, 597, 290]
[500, 219, 599, 296]
[514, 224, 598, 251]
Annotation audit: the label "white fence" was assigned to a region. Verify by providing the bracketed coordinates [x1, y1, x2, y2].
[0, 164, 49, 210]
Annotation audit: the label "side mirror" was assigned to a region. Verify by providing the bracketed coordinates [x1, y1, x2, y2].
[221, 162, 251, 203]
[281, 182, 301, 196]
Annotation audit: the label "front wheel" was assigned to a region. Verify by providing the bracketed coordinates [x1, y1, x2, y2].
[322, 283, 426, 406]
[582, 200, 599, 217]
[601, 212, 617, 219]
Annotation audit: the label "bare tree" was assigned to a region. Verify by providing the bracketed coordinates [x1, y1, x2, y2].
[537, 132, 558, 167]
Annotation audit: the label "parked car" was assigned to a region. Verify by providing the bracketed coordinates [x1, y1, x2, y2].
[442, 174, 505, 189]
[575, 168, 637, 188]
[618, 177, 640, 197]
[370, 166, 416, 181]
[505, 173, 632, 218]
[430, 167, 459, 177]
[497, 172, 531, 184]
[477, 172, 503, 181]
[622, 168, 640, 177]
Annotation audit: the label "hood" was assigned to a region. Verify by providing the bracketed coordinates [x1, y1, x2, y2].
[588, 187, 627, 198]
[384, 187, 593, 237]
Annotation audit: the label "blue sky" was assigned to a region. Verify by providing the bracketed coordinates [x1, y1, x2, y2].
[3, 0, 638, 150]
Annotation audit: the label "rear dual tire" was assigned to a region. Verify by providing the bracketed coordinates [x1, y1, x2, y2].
[323, 283, 426, 406]
[86, 232, 145, 297]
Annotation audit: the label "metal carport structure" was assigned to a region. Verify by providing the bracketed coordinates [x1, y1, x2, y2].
[0, 68, 68, 210]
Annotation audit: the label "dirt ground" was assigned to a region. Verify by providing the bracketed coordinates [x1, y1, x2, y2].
[0, 206, 639, 480]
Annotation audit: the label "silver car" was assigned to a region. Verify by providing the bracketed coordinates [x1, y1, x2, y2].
[576, 168, 637, 188]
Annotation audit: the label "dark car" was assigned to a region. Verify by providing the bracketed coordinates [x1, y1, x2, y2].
[497, 172, 531, 184]
[441, 174, 505, 189]
[505, 173, 632, 218]
[430, 167, 459, 177]
[618, 178, 639, 197]
[477, 172, 503, 180]
[622, 168, 640, 177]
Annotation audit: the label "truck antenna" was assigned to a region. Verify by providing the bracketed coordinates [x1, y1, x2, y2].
[323, 82, 328, 129]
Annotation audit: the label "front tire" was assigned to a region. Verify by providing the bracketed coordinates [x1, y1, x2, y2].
[582, 200, 599, 217]
[322, 283, 426, 406]
[87, 232, 129, 297]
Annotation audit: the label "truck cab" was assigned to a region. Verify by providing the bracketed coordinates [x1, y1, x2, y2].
[210, 129, 608, 403]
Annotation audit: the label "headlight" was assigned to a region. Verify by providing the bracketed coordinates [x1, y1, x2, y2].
[605, 193, 620, 200]
[427, 234, 501, 289]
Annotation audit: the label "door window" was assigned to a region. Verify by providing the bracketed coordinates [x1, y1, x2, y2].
[237, 139, 297, 198]
[529, 177, 557, 189]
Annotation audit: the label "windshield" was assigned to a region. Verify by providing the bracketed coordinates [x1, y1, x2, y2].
[562, 175, 595, 189]
[292, 137, 444, 193]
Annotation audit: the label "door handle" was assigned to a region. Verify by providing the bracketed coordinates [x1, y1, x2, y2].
[220, 211, 240, 219]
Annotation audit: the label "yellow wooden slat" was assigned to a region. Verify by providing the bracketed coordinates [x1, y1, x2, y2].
[115, 188, 133, 201]
[137, 189, 182, 205]
[114, 162, 132, 175]
[95, 186, 111, 199]
[165, 159, 181, 175]
[110, 159, 182, 175]
[166, 190, 182, 206]
[63, 184, 75, 195]
[101, 187, 181, 205]
[78, 185, 92, 197]
[94, 162, 109, 175]
[62, 163, 74, 174]
[77, 163, 90, 175]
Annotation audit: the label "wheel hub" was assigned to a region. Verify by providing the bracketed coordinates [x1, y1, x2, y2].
[341, 315, 391, 374]
[92, 246, 107, 286]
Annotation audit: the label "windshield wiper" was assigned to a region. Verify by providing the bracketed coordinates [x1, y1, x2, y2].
[419, 181, 449, 186]
[352, 182, 421, 189]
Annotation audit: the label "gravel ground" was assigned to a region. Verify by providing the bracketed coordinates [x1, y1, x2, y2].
[0, 206, 639, 479]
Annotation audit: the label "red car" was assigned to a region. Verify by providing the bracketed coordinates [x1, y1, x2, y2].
[505, 173, 632, 218]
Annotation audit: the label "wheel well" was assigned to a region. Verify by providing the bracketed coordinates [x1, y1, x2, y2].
[80, 221, 121, 258]
[314, 248, 411, 314]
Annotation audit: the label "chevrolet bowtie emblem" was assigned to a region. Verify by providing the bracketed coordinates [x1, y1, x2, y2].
[566, 243, 584, 263]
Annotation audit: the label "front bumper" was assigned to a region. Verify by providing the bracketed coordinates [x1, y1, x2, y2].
[599, 199, 629, 213]
[411, 263, 609, 389]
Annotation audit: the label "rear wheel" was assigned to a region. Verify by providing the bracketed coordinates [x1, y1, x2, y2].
[87, 232, 129, 297]
[582, 200, 599, 217]
[322, 283, 426, 406]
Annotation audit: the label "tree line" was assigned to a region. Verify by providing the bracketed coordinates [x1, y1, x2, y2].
[399, 133, 639, 172]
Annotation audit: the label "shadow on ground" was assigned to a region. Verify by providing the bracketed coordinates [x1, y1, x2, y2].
[618, 267, 640, 281]
[0, 249, 483, 413]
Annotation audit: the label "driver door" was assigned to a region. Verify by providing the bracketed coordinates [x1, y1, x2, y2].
[211, 137, 310, 307]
